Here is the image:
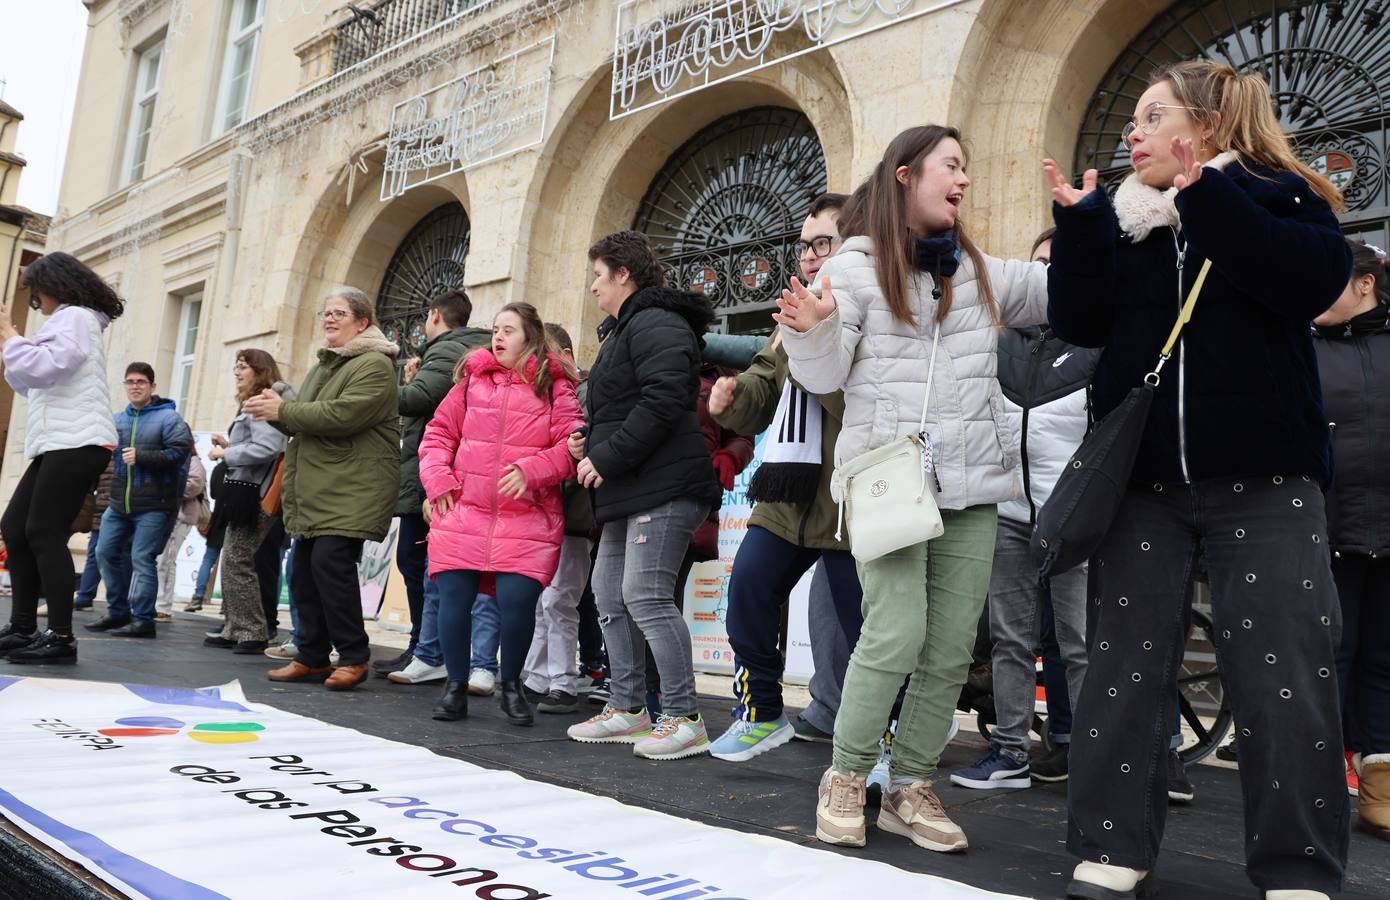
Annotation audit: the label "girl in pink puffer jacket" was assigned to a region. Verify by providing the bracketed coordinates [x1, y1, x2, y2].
[418, 302, 584, 726]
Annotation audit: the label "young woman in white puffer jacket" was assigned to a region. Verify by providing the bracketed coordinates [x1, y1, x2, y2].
[1, 252, 123, 665]
[776, 125, 1048, 853]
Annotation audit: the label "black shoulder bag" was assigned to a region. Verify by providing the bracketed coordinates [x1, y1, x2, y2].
[1032, 259, 1211, 577]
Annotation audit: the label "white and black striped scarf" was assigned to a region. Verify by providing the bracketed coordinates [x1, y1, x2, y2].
[746, 380, 823, 505]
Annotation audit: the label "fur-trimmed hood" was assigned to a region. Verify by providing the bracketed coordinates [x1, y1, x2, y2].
[1113, 150, 1240, 241]
[320, 325, 400, 361]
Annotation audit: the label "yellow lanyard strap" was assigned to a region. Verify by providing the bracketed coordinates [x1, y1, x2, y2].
[1160, 258, 1213, 358]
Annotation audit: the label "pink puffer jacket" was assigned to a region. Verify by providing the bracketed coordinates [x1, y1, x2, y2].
[418, 350, 584, 585]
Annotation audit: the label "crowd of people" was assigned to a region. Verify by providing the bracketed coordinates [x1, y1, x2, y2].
[0, 58, 1386, 900]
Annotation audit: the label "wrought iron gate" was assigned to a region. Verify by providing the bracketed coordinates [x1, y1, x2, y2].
[633, 107, 828, 333]
[1076, 0, 1390, 247]
[375, 202, 470, 359]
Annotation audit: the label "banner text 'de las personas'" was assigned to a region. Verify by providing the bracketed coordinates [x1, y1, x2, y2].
[0, 677, 1021, 900]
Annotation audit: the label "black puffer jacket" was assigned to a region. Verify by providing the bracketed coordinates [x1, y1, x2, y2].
[1049, 158, 1351, 486]
[585, 286, 722, 523]
[1313, 306, 1390, 556]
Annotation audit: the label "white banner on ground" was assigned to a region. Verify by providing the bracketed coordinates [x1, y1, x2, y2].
[0, 676, 1020, 900]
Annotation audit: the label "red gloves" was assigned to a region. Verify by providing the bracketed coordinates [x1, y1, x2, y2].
[712, 450, 739, 491]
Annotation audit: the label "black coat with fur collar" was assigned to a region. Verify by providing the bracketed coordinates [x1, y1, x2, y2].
[1048, 155, 1352, 486]
[585, 286, 723, 523]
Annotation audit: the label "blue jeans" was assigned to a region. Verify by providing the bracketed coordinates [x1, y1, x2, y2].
[194, 543, 220, 599]
[470, 592, 500, 673]
[436, 572, 539, 682]
[97, 508, 172, 623]
[415, 580, 496, 671]
[74, 529, 102, 606]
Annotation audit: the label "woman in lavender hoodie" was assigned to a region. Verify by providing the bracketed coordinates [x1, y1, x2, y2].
[0, 253, 123, 665]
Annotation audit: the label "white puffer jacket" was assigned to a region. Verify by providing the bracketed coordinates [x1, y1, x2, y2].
[781, 236, 1048, 510]
[9, 306, 118, 459]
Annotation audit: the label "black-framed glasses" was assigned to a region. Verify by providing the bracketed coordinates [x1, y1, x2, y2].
[1121, 103, 1200, 148]
[317, 309, 353, 321]
[795, 236, 841, 259]
[123, 379, 151, 387]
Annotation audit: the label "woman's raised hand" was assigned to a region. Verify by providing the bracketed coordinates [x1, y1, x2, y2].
[1171, 137, 1204, 192]
[1043, 159, 1099, 208]
[772, 276, 835, 334]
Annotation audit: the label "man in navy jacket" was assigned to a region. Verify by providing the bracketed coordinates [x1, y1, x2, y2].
[87, 362, 192, 638]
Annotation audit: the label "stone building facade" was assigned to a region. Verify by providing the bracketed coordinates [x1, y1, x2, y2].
[5, 0, 1386, 496]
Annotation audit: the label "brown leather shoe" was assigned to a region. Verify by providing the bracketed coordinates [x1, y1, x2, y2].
[266, 661, 333, 683]
[325, 664, 370, 691]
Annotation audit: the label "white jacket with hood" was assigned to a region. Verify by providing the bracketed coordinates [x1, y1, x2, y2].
[780, 235, 1049, 511]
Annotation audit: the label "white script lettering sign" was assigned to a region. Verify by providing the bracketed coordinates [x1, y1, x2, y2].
[609, 0, 970, 119]
[382, 38, 556, 200]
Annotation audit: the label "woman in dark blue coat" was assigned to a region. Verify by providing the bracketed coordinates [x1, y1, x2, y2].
[1044, 60, 1352, 900]
[1312, 240, 1390, 842]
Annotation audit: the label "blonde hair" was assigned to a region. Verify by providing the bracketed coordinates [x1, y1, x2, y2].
[1155, 60, 1343, 212]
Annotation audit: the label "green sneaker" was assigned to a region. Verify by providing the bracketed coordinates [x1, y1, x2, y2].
[709, 714, 794, 761]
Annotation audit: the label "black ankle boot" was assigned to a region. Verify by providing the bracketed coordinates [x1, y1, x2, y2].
[499, 679, 534, 726]
[432, 680, 468, 721]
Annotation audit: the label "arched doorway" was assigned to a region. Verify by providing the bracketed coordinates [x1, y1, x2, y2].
[1075, 0, 1390, 246]
[375, 202, 471, 358]
[633, 107, 828, 334]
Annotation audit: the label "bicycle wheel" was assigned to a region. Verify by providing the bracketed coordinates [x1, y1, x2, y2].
[1177, 607, 1233, 765]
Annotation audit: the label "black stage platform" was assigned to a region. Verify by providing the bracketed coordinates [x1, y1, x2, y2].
[2, 604, 1386, 900]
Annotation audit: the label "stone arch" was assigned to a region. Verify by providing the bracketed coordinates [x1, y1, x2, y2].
[285, 169, 470, 368]
[520, 50, 855, 362]
[950, 0, 1171, 258]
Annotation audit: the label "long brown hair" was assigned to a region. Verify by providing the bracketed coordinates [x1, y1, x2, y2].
[1155, 60, 1343, 211]
[838, 125, 996, 327]
[235, 348, 281, 402]
[454, 302, 579, 400]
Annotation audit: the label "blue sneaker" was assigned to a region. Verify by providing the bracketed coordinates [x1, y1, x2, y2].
[949, 743, 1031, 790]
[709, 714, 794, 762]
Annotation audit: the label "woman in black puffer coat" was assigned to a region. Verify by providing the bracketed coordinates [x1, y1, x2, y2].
[1045, 60, 1352, 899]
[566, 230, 722, 761]
[1312, 239, 1390, 842]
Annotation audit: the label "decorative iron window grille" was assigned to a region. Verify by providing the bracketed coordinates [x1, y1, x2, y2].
[1076, 0, 1390, 246]
[376, 202, 471, 359]
[334, 0, 478, 72]
[633, 107, 828, 331]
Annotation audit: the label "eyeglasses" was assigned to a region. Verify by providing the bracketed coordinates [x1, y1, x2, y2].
[795, 236, 842, 259]
[123, 379, 151, 387]
[1121, 103, 1201, 148]
[317, 309, 353, 321]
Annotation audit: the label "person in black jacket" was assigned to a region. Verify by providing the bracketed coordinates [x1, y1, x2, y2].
[1045, 60, 1352, 900]
[566, 230, 722, 761]
[1312, 239, 1390, 841]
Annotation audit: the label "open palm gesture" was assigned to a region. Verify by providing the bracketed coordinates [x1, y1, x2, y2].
[772, 276, 836, 334]
[1043, 159, 1099, 207]
[1171, 137, 1205, 191]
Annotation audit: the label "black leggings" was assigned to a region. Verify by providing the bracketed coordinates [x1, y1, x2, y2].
[2, 446, 112, 635]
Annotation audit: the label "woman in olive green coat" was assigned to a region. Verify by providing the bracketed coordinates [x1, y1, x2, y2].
[245, 287, 400, 691]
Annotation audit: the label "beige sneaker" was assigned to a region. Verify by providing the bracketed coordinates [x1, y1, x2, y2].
[815, 768, 867, 847]
[567, 706, 653, 744]
[878, 779, 968, 852]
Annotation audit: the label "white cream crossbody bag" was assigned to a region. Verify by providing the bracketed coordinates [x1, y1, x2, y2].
[834, 326, 944, 562]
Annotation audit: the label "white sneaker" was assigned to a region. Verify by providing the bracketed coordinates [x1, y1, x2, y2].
[868, 742, 892, 794]
[633, 714, 709, 760]
[567, 706, 653, 744]
[468, 669, 495, 696]
[387, 658, 447, 685]
[263, 642, 297, 660]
